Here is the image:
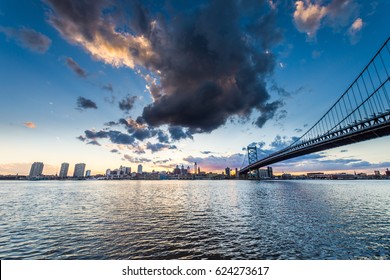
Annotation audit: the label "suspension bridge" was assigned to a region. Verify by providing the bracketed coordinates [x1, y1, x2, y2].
[239, 36, 390, 177]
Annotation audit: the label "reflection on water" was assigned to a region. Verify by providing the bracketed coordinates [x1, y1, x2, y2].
[0, 180, 389, 259]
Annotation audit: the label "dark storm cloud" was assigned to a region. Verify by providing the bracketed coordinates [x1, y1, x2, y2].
[44, 0, 106, 42]
[43, 0, 156, 68]
[107, 131, 135, 145]
[157, 130, 170, 144]
[66, 57, 87, 78]
[44, 0, 284, 133]
[0, 26, 51, 53]
[76, 135, 86, 142]
[104, 121, 118, 127]
[132, 128, 155, 141]
[141, 0, 282, 131]
[110, 149, 120, 153]
[119, 96, 137, 113]
[76, 97, 97, 110]
[254, 101, 283, 128]
[87, 140, 101, 146]
[102, 83, 113, 92]
[132, 144, 146, 154]
[123, 155, 151, 163]
[84, 129, 108, 139]
[168, 126, 193, 141]
[270, 83, 305, 98]
[275, 109, 287, 121]
[153, 159, 171, 164]
[117, 118, 156, 141]
[84, 129, 135, 145]
[146, 142, 177, 153]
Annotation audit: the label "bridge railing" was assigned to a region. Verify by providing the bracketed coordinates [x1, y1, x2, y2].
[287, 36, 390, 151]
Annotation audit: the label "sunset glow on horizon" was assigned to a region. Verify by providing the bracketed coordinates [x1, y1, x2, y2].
[1, 0, 389, 176]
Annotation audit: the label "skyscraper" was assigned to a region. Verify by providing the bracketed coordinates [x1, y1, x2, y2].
[59, 162, 69, 178]
[29, 162, 44, 178]
[267, 166, 273, 178]
[137, 164, 143, 174]
[194, 162, 197, 174]
[73, 163, 86, 178]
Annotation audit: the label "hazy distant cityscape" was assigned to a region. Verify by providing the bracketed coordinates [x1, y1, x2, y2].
[0, 161, 389, 181]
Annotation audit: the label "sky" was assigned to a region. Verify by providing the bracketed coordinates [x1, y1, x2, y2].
[0, 0, 389, 176]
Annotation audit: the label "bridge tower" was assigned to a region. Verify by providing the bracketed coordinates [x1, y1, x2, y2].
[247, 146, 259, 179]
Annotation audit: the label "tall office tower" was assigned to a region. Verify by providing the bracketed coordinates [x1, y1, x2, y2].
[59, 162, 69, 178]
[225, 167, 231, 176]
[194, 162, 197, 174]
[85, 170, 91, 177]
[267, 166, 273, 178]
[137, 164, 143, 174]
[73, 163, 86, 178]
[119, 166, 131, 175]
[125, 167, 131, 175]
[29, 162, 44, 177]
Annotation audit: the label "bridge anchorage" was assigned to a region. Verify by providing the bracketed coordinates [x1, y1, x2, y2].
[239, 36, 390, 177]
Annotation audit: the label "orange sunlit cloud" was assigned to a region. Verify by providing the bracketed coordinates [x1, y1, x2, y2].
[24, 122, 36, 128]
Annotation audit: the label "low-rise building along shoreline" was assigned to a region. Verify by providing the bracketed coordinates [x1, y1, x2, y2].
[1, 170, 389, 181]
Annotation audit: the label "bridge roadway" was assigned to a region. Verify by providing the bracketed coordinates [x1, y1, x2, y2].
[239, 110, 390, 175]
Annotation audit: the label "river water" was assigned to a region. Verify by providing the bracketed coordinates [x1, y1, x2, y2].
[0, 179, 389, 259]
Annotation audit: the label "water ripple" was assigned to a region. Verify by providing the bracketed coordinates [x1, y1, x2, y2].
[0, 180, 389, 259]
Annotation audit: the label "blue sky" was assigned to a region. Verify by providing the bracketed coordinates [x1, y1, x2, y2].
[0, 0, 389, 175]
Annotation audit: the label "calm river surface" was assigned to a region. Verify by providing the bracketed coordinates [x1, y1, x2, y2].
[0, 180, 389, 259]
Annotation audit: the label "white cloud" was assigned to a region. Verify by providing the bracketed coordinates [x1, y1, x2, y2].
[348, 18, 364, 44]
[293, 1, 328, 37]
[293, 0, 360, 39]
[350, 18, 363, 32]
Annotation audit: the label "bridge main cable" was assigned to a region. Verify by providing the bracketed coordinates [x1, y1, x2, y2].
[240, 36, 390, 175]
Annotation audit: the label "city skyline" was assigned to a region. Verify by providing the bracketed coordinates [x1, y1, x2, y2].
[1, 1, 389, 176]
[5, 159, 390, 178]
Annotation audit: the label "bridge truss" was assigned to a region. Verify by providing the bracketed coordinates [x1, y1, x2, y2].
[240, 37, 390, 175]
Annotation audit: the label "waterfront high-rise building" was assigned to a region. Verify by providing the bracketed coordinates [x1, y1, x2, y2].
[85, 170, 91, 177]
[59, 162, 69, 178]
[137, 164, 143, 174]
[267, 166, 273, 178]
[29, 162, 44, 178]
[173, 165, 181, 175]
[194, 162, 197, 174]
[73, 163, 86, 178]
[119, 166, 131, 175]
[225, 167, 231, 176]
